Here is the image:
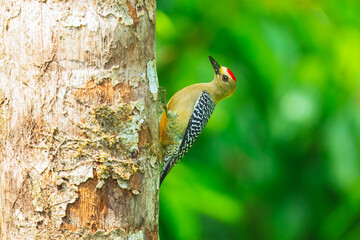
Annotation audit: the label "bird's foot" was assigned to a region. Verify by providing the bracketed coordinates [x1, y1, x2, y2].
[158, 86, 168, 116]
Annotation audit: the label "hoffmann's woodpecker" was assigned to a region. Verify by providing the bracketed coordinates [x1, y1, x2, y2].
[159, 56, 236, 185]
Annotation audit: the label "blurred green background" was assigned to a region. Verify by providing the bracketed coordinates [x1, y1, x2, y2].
[156, 0, 360, 239]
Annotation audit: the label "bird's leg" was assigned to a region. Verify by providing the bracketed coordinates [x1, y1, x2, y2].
[158, 86, 168, 116]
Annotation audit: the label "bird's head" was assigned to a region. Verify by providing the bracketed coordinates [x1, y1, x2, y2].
[209, 56, 236, 100]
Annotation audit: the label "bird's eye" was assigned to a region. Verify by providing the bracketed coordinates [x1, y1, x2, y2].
[222, 75, 229, 82]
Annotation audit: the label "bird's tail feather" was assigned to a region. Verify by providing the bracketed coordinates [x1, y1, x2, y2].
[160, 155, 175, 186]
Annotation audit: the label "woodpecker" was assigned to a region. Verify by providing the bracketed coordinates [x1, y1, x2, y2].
[159, 56, 236, 185]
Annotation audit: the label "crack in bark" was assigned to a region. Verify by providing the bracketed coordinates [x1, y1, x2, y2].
[4, 6, 21, 31]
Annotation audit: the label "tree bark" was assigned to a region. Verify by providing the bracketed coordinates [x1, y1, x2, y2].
[0, 0, 159, 239]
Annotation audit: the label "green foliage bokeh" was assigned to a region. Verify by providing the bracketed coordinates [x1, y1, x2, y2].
[156, 1, 360, 239]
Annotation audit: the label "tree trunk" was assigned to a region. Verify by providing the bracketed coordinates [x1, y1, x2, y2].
[0, 0, 159, 239]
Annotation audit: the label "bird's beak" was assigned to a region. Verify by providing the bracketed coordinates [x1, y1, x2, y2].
[209, 56, 221, 75]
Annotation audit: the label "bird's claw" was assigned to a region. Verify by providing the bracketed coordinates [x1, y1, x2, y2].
[158, 86, 168, 116]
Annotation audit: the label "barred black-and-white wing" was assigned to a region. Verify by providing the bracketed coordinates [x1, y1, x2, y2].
[177, 91, 215, 159]
[160, 91, 215, 185]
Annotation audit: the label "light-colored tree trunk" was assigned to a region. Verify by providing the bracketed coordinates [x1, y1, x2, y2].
[0, 0, 159, 239]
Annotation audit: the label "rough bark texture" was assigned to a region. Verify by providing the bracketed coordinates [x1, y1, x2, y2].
[0, 0, 159, 239]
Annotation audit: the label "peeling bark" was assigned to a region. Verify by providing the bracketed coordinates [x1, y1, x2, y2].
[0, 0, 159, 239]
